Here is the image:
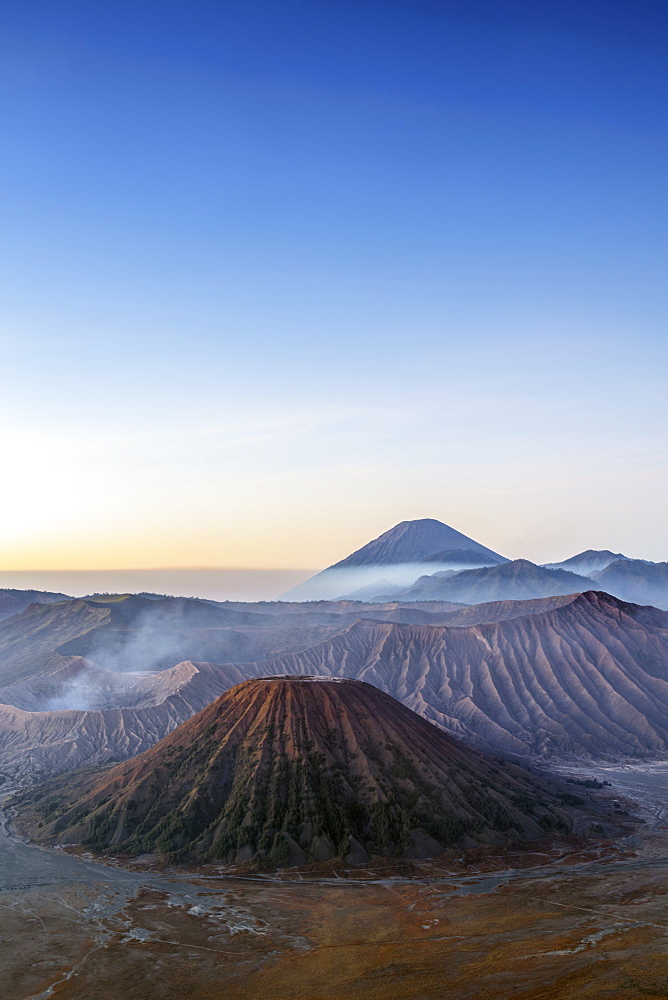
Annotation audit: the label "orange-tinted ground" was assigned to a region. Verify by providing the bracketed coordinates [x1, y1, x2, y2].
[4, 842, 668, 1000]
[3, 766, 668, 1000]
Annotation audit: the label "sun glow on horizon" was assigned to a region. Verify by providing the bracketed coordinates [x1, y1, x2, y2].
[1, 0, 666, 576]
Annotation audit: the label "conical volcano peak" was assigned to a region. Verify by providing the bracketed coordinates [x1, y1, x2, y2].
[21, 675, 576, 868]
[282, 518, 507, 600]
[332, 518, 505, 568]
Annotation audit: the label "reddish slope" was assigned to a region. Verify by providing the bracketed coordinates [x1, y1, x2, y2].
[19, 678, 575, 865]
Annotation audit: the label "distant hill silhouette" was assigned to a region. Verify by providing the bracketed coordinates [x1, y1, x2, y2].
[591, 559, 668, 609]
[386, 559, 596, 603]
[543, 550, 630, 576]
[0, 589, 70, 622]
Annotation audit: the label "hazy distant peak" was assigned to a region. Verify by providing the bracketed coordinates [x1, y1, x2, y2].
[387, 558, 598, 604]
[543, 549, 630, 575]
[589, 559, 668, 607]
[280, 518, 508, 601]
[331, 518, 505, 568]
[457, 558, 587, 579]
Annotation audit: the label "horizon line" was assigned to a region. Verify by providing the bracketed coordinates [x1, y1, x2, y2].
[0, 566, 319, 573]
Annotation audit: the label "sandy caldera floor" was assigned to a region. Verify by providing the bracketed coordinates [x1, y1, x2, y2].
[2, 764, 668, 1000]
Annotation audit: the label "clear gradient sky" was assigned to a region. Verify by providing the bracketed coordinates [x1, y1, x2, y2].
[1, 0, 667, 582]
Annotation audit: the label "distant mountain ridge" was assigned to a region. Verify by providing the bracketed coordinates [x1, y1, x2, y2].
[3, 591, 668, 783]
[591, 559, 668, 608]
[0, 589, 70, 622]
[539, 553, 668, 610]
[381, 559, 598, 604]
[282, 520, 667, 605]
[5, 527, 665, 609]
[0, 594, 276, 687]
[0, 591, 471, 691]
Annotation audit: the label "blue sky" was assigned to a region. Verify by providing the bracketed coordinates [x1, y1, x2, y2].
[0, 0, 666, 580]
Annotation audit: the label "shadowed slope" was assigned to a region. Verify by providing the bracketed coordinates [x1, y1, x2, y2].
[419, 547, 507, 566]
[19, 678, 575, 864]
[0, 600, 111, 686]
